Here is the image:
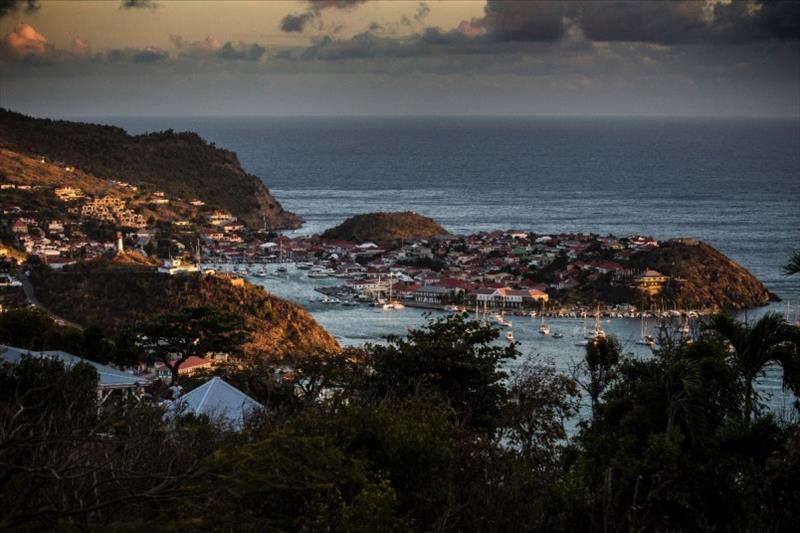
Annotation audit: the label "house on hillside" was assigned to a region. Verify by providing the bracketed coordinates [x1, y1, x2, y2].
[633, 269, 670, 296]
[1, 346, 149, 404]
[169, 377, 262, 430]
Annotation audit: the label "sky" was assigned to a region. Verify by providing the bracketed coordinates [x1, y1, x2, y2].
[0, 0, 798, 118]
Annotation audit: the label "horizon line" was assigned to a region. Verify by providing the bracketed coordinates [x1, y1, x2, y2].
[52, 112, 800, 121]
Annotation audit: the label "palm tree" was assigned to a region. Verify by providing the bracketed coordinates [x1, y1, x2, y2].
[705, 313, 799, 422]
[785, 251, 800, 275]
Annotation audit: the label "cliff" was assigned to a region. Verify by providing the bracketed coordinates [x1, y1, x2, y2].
[636, 239, 776, 310]
[29, 260, 339, 358]
[0, 108, 301, 230]
[322, 212, 448, 245]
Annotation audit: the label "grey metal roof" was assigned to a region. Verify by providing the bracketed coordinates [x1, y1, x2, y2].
[1, 346, 149, 390]
[174, 377, 262, 429]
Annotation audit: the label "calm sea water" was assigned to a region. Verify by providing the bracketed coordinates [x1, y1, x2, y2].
[97, 116, 800, 415]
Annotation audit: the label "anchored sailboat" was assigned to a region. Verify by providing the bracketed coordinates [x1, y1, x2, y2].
[539, 302, 550, 335]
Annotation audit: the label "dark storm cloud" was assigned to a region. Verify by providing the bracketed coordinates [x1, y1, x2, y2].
[218, 42, 266, 61]
[120, 0, 158, 9]
[578, 0, 800, 44]
[281, 12, 316, 33]
[292, 0, 800, 63]
[477, 0, 571, 42]
[446, 0, 800, 45]
[0, 0, 39, 18]
[280, 0, 367, 33]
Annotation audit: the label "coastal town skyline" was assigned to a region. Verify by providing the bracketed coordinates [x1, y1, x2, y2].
[1, 0, 799, 117]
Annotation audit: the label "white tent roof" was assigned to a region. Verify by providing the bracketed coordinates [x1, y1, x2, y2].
[1, 346, 149, 390]
[174, 377, 262, 429]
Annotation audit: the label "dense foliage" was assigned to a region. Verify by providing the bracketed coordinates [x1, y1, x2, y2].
[1, 311, 799, 531]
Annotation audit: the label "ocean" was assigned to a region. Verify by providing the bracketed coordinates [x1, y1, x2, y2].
[97, 116, 800, 415]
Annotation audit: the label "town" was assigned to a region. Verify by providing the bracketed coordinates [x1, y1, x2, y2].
[1, 174, 697, 320]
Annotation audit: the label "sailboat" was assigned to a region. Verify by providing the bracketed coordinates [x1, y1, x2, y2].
[678, 313, 692, 341]
[382, 273, 405, 310]
[576, 307, 606, 346]
[539, 302, 550, 335]
[274, 240, 288, 276]
[635, 312, 655, 347]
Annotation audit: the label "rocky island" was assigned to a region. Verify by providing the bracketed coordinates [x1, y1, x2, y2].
[321, 211, 449, 245]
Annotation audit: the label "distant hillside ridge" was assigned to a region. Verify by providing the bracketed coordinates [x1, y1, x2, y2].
[322, 211, 449, 245]
[0, 108, 301, 230]
[636, 238, 776, 310]
[29, 260, 339, 358]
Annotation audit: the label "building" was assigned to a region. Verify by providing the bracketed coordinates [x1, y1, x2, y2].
[169, 377, 262, 430]
[1, 346, 149, 404]
[176, 356, 212, 376]
[634, 269, 670, 296]
[54, 186, 85, 201]
[413, 285, 451, 304]
[158, 258, 199, 275]
[470, 287, 549, 309]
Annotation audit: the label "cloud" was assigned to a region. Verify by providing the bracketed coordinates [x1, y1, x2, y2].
[0, 22, 49, 60]
[472, 0, 572, 42]
[281, 12, 316, 33]
[280, 0, 367, 33]
[170, 34, 222, 56]
[0, 0, 39, 18]
[289, 0, 800, 63]
[71, 36, 91, 55]
[169, 35, 265, 62]
[459, 0, 800, 45]
[106, 46, 168, 63]
[218, 42, 266, 61]
[120, 0, 158, 9]
[577, 0, 800, 44]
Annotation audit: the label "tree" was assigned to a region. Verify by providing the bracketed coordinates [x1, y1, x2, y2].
[359, 313, 517, 434]
[785, 250, 800, 275]
[504, 360, 579, 466]
[132, 306, 249, 385]
[574, 335, 622, 429]
[705, 313, 800, 422]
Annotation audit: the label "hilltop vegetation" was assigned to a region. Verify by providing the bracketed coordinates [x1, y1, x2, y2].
[636, 239, 775, 309]
[28, 259, 338, 358]
[322, 211, 448, 245]
[0, 108, 301, 230]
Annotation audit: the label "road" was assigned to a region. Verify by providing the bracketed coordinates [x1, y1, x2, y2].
[18, 272, 85, 331]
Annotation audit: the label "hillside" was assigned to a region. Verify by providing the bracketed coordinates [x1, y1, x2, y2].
[636, 238, 775, 310]
[28, 260, 339, 358]
[322, 212, 448, 245]
[0, 108, 301, 230]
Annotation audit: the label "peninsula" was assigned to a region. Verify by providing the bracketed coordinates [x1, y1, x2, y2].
[0, 108, 301, 230]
